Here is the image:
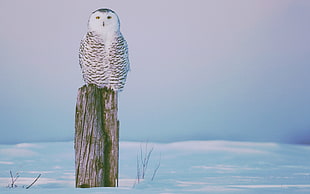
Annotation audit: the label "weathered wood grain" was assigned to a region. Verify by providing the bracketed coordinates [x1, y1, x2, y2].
[75, 84, 119, 188]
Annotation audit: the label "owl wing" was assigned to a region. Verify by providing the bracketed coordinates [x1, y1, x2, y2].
[79, 36, 87, 70]
[108, 33, 130, 91]
[79, 36, 89, 84]
[79, 33, 108, 87]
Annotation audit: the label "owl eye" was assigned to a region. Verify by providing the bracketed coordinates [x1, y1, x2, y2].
[107, 16, 112, 19]
[96, 16, 100, 19]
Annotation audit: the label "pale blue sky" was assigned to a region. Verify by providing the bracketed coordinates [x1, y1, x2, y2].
[0, 0, 309, 144]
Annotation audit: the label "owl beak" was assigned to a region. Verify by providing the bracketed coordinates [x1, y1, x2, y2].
[102, 22, 105, 27]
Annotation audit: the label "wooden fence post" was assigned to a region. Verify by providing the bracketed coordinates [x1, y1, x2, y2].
[75, 84, 119, 188]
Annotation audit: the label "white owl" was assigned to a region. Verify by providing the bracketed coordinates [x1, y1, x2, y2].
[79, 8, 130, 91]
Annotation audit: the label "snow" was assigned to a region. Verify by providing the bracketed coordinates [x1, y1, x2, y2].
[0, 141, 310, 193]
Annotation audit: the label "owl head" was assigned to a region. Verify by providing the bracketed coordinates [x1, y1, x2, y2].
[88, 8, 120, 36]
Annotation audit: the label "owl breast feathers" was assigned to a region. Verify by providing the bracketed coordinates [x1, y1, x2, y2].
[79, 9, 130, 91]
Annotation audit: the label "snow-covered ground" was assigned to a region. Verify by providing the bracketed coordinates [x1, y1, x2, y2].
[0, 141, 310, 193]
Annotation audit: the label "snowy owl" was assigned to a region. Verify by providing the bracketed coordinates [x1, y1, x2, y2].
[79, 8, 130, 91]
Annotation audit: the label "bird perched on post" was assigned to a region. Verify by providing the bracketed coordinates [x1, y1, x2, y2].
[79, 8, 130, 91]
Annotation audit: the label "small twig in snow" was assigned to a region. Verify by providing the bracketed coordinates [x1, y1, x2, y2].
[9, 170, 19, 188]
[151, 153, 161, 181]
[26, 174, 41, 189]
[135, 141, 161, 185]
